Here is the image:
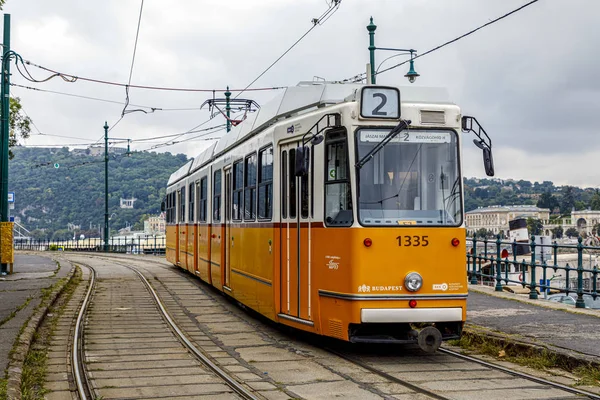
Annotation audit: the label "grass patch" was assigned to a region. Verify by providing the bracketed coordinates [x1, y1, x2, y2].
[0, 378, 6, 399]
[452, 331, 600, 387]
[20, 267, 82, 399]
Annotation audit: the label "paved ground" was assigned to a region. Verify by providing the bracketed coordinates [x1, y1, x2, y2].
[0, 253, 72, 373]
[467, 288, 600, 358]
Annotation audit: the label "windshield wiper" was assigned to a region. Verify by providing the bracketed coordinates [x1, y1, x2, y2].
[355, 119, 411, 169]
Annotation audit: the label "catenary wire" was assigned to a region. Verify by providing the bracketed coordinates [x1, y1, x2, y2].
[343, 0, 540, 82]
[234, 0, 341, 99]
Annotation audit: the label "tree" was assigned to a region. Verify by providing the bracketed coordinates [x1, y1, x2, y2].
[537, 191, 559, 211]
[551, 225, 563, 239]
[8, 97, 32, 159]
[560, 186, 575, 215]
[565, 227, 579, 238]
[526, 217, 543, 236]
[590, 190, 600, 210]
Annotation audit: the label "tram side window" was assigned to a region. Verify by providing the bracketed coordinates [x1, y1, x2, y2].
[258, 146, 273, 220]
[213, 170, 221, 222]
[180, 187, 186, 223]
[189, 183, 195, 222]
[289, 149, 296, 218]
[282, 151, 287, 219]
[325, 130, 353, 226]
[171, 192, 175, 223]
[244, 153, 257, 221]
[233, 161, 243, 221]
[199, 177, 207, 222]
[301, 147, 310, 219]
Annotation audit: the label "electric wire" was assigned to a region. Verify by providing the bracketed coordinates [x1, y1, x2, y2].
[343, 0, 540, 82]
[19, 57, 287, 92]
[10, 83, 202, 111]
[122, 0, 145, 116]
[234, 0, 341, 99]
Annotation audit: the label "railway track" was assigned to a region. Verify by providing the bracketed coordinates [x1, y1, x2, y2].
[325, 344, 600, 400]
[71, 260, 260, 399]
[60, 253, 600, 400]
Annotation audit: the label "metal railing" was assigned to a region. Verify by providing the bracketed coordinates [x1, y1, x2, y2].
[14, 236, 166, 255]
[467, 235, 599, 308]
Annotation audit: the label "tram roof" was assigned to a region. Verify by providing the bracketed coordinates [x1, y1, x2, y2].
[167, 159, 194, 187]
[170, 83, 454, 186]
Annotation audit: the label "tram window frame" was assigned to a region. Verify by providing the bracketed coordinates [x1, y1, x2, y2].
[171, 192, 176, 223]
[213, 170, 222, 222]
[199, 177, 208, 222]
[189, 183, 195, 222]
[282, 151, 287, 219]
[258, 145, 273, 220]
[311, 147, 314, 218]
[289, 148, 296, 219]
[324, 129, 353, 227]
[300, 147, 310, 219]
[244, 153, 257, 221]
[166, 192, 170, 223]
[179, 187, 186, 223]
[233, 160, 243, 221]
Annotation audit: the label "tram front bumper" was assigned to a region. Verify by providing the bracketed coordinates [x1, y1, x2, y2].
[360, 307, 463, 323]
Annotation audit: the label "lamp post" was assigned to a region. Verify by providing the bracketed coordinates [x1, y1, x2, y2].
[367, 17, 419, 84]
[103, 123, 131, 252]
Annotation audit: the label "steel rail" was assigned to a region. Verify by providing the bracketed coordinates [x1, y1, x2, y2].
[439, 348, 600, 400]
[123, 263, 260, 400]
[324, 347, 451, 400]
[72, 265, 96, 400]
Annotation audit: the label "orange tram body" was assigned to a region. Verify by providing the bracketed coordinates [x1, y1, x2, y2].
[165, 83, 494, 352]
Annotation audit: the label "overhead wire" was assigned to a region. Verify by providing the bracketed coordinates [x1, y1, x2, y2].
[342, 0, 541, 82]
[234, 0, 341, 99]
[122, 0, 145, 116]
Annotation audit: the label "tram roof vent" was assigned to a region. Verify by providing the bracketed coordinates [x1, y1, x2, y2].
[420, 110, 445, 125]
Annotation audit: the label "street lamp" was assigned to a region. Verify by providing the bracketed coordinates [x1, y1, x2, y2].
[367, 17, 419, 84]
[103, 121, 131, 252]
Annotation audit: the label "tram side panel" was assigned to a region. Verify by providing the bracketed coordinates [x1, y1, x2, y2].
[187, 223, 196, 274]
[210, 224, 224, 290]
[166, 224, 177, 265]
[196, 223, 211, 283]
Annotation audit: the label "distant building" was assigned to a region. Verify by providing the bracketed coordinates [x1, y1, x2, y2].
[120, 197, 137, 209]
[144, 213, 166, 235]
[544, 210, 600, 237]
[466, 205, 550, 236]
[87, 146, 127, 157]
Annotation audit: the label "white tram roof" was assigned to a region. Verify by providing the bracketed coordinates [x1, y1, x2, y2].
[167, 159, 194, 186]
[169, 83, 454, 186]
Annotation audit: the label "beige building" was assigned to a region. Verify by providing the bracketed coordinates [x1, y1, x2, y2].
[465, 205, 550, 236]
[144, 213, 166, 235]
[543, 210, 600, 236]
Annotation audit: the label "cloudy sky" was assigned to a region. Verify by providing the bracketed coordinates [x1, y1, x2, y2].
[3, 0, 598, 187]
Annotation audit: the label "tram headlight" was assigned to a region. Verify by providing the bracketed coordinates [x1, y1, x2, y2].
[405, 272, 423, 292]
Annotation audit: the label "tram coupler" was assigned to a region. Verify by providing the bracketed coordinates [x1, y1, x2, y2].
[417, 326, 443, 353]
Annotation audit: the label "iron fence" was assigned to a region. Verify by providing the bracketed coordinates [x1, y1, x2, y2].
[467, 235, 599, 308]
[14, 236, 166, 255]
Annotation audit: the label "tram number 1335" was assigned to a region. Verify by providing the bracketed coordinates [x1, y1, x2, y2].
[396, 236, 429, 247]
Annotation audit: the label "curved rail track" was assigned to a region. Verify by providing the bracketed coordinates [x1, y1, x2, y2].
[71, 261, 260, 400]
[64, 254, 600, 400]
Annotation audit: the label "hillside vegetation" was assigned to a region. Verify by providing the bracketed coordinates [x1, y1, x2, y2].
[8, 147, 187, 240]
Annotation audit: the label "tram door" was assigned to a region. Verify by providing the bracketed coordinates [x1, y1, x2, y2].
[280, 143, 313, 322]
[223, 168, 232, 289]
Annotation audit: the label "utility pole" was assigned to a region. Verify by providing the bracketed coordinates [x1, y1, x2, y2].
[103, 121, 109, 252]
[367, 17, 377, 84]
[0, 14, 11, 274]
[225, 86, 231, 133]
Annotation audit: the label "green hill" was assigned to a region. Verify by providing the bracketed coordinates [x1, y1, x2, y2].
[8, 147, 188, 240]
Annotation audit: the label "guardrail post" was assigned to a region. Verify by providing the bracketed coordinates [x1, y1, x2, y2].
[470, 235, 478, 284]
[495, 235, 503, 292]
[593, 264, 598, 300]
[529, 236, 538, 300]
[576, 236, 585, 308]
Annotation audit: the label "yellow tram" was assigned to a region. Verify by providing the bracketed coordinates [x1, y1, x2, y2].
[165, 83, 494, 352]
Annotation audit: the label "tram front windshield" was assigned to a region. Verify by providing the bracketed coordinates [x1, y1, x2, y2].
[356, 128, 462, 226]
